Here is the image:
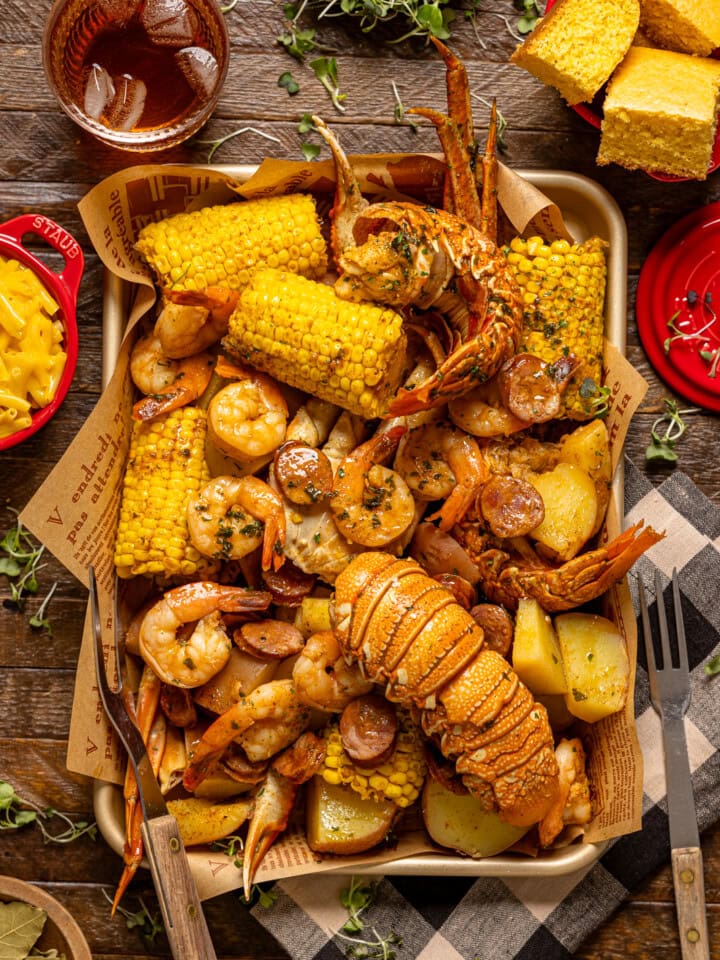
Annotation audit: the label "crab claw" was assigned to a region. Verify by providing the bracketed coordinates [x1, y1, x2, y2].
[242, 767, 298, 897]
[312, 116, 368, 267]
[242, 731, 327, 897]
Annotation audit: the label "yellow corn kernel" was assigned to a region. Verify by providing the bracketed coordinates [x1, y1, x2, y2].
[224, 269, 407, 418]
[114, 407, 211, 579]
[504, 235, 607, 419]
[320, 711, 426, 807]
[135, 194, 327, 294]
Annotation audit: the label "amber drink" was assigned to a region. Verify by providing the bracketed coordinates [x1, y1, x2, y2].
[43, 0, 229, 151]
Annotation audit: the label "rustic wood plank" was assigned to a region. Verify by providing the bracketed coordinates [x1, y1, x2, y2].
[0, 671, 75, 738]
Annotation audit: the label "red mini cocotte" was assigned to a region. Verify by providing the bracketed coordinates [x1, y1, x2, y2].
[0, 214, 83, 450]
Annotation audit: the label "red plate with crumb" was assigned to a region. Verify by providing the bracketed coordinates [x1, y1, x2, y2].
[543, 0, 720, 181]
[636, 202, 720, 411]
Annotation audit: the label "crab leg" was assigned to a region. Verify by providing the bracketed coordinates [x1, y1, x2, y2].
[312, 115, 368, 267]
[112, 665, 163, 914]
[480, 101, 498, 241]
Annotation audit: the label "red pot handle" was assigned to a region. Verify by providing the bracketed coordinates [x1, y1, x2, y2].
[0, 213, 84, 305]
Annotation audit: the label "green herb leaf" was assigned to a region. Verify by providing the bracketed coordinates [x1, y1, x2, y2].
[645, 399, 699, 465]
[704, 653, 720, 676]
[278, 71, 300, 95]
[298, 113, 315, 134]
[301, 142, 320, 161]
[104, 891, 165, 945]
[310, 57, 347, 113]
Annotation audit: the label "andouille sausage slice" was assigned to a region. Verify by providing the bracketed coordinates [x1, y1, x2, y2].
[274, 440, 334, 505]
[498, 353, 578, 424]
[480, 475, 545, 539]
[469, 603, 514, 658]
[234, 620, 305, 660]
[340, 694, 399, 767]
[261, 559, 316, 607]
[160, 683, 198, 728]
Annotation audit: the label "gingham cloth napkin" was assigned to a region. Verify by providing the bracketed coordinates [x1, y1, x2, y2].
[251, 458, 720, 959]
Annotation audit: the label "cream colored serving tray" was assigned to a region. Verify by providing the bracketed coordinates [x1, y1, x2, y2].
[95, 165, 627, 879]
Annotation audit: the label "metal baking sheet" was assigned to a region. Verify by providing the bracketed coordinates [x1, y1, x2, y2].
[95, 165, 628, 878]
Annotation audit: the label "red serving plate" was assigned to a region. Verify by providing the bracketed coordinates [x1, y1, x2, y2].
[542, 0, 720, 182]
[636, 202, 720, 411]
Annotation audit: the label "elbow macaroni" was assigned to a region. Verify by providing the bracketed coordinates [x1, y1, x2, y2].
[0, 255, 67, 439]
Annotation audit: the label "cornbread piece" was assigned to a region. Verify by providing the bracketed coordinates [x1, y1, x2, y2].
[598, 46, 720, 179]
[223, 269, 408, 418]
[640, 0, 720, 57]
[510, 0, 640, 104]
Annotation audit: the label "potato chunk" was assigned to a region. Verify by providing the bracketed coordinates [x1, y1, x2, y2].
[305, 776, 397, 854]
[557, 420, 612, 535]
[555, 613, 630, 722]
[166, 797, 252, 846]
[529, 463, 598, 561]
[422, 779, 527, 857]
[512, 598, 567, 695]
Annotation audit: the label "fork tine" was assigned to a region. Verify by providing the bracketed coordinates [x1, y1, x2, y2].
[638, 578, 659, 700]
[654, 567, 672, 669]
[671, 568, 689, 675]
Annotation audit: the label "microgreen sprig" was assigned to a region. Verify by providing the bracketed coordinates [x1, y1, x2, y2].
[211, 833, 244, 868]
[103, 890, 165, 944]
[0, 780, 97, 842]
[645, 399, 699, 463]
[578, 378, 612, 419]
[391, 80, 419, 132]
[195, 127, 283, 163]
[310, 57, 346, 113]
[514, 0, 543, 34]
[336, 878, 401, 958]
[240, 883, 279, 908]
[298, 113, 321, 160]
[663, 291, 720, 378]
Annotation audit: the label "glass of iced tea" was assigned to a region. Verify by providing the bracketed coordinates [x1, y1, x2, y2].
[43, 0, 229, 151]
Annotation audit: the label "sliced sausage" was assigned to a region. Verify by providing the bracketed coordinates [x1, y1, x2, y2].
[433, 573, 476, 610]
[497, 354, 562, 424]
[469, 603, 514, 658]
[340, 695, 399, 767]
[480, 475, 545, 539]
[274, 440, 334, 505]
[234, 620, 305, 660]
[222, 744, 269, 784]
[261, 559, 316, 607]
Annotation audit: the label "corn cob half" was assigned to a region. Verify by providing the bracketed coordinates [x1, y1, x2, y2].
[135, 194, 328, 293]
[321, 711, 426, 808]
[504, 235, 607, 419]
[223, 268, 408, 418]
[114, 407, 211, 579]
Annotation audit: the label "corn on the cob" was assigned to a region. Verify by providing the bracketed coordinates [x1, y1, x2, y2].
[223, 268, 408, 418]
[320, 711, 426, 808]
[114, 407, 211, 579]
[135, 194, 328, 293]
[504, 235, 607, 419]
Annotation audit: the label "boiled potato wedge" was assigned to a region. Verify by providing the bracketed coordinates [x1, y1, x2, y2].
[166, 797, 252, 846]
[422, 779, 527, 857]
[305, 776, 397, 855]
[294, 597, 333, 637]
[555, 613, 630, 723]
[193, 648, 277, 715]
[512, 598, 567, 695]
[557, 420, 612, 536]
[529, 462, 598, 561]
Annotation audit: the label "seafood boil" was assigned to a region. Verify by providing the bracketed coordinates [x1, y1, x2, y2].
[105, 39, 663, 905]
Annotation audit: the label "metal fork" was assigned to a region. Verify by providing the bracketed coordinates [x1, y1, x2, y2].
[638, 567, 709, 960]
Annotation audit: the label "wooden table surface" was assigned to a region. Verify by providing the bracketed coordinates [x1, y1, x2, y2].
[1, 2, 719, 957]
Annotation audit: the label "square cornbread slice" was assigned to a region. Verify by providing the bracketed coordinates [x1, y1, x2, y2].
[640, 0, 720, 57]
[510, 0, 640, 104]
[597, 46, 720, 179]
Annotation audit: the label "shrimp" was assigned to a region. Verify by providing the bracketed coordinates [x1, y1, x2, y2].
[155, 286, 238, 359]
[138, 581, 272, 688]
[129, 332, 214, 421]
[394, 421, 486, 530]
[187, 475, 286, 572]
[292, 630, 374, 712]
[330, 425, 416, 548]
[208, 363, 288, 463]
[448, 377, 530, 438]
[182, 679, 312, 790]
[538, 738, 592, 847]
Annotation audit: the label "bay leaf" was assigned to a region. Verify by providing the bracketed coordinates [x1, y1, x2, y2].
[0, 900, 46, 959]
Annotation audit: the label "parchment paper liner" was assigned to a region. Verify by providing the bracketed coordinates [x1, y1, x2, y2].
[20, 155, 647, 898]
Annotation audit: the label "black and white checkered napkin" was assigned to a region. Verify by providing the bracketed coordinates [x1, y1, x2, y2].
[251, 459, 720, 959]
